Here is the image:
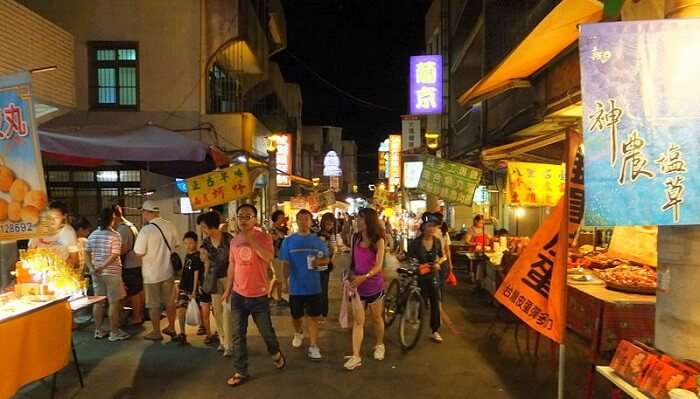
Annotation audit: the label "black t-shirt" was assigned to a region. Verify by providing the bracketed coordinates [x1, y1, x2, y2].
[316, 231, 334, 272]
[181, 253, 204, 293]
[408, 235, 443, 265]
[201, 233, 233, 279]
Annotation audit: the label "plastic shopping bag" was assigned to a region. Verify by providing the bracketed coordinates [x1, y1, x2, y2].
[185, 299, 201, 326]
[446, 271, 459, 286]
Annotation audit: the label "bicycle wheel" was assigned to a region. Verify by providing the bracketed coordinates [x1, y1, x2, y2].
[399, 288, 425, 351]
[383, 279, 401, 327]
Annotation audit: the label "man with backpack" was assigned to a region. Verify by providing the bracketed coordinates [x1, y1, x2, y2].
[134, 200, 180, 341]
[113, 204, 144, 326]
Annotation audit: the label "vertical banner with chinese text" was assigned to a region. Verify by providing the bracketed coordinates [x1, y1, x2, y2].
[417, 155, 481, 206]
[0, 72, 52, 241]
[186, 164, 251, 210]
[275, 133, 292, 187]
[580, 20, 700, 225]
[495, 131, 584, 343]
[410, 55, 443, 115]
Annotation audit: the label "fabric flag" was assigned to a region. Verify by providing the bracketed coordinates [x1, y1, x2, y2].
[494, 130, 583, 343]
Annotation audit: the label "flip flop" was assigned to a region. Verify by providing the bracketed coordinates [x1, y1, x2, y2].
[226, 373, 248, 387]
[144, 333, 163, 341]
[273, 352, 286, 370]
[161, 328, 177, 338]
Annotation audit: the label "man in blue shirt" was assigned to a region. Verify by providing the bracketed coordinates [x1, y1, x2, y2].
[280, 209, 330, 360]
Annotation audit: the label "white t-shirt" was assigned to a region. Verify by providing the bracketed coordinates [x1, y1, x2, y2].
[134, 217, 179, 284]
[28, 224, 79, 261]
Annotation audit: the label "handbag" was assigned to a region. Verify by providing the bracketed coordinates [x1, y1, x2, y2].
[151, 222, 183, 273]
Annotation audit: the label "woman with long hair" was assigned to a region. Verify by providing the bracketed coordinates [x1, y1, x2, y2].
[408, 212, 447, 343]
[317, 212, 337, 320]
[344, 207, 386, 370]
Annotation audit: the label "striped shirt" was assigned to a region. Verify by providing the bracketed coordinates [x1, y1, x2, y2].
[87, 227, 123, 277]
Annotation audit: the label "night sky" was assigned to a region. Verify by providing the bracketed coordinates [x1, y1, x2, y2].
[275, 0, 432, 190]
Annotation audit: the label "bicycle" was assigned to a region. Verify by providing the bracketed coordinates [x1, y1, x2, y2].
[383, 260, 426, 351]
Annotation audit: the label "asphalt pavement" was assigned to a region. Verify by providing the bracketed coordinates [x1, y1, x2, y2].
[16, 252, 612, 399]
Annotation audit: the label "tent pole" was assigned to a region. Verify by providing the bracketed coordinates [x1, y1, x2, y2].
[558, 343, 566, 399]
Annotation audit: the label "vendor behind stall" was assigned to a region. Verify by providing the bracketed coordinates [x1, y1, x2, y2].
[464, 214, 492, 250]
[28, 200, 79, 268]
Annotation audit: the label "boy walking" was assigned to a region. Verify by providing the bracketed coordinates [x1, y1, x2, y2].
[279, 209, 330, 360]
[175, 231, 204, 345]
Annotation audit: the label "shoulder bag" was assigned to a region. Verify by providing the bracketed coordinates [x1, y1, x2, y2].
[151, 222, 183, 273]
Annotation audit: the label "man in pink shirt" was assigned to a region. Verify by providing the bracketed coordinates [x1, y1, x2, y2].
[221, 204, 285, 387]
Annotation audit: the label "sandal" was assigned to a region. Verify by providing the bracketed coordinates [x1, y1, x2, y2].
[161, 327, 177, 338]
[272, 352, 286, 370]
[226, 373, 248, 387]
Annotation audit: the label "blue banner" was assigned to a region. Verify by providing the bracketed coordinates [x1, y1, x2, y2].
[580, 20, 700, 226]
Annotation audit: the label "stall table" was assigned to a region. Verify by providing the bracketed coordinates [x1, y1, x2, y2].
[0, 297, 72, 399]
[595, 366, 652, 399]
[568, 282, 656, 399]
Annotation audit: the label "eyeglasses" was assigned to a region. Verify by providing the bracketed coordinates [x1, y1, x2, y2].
[237, 215, 255, 221]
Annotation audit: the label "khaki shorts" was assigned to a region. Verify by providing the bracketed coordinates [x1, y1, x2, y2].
[144, 277, 175, 309]
[270, 259, 284, 281]
[93, 274, 126, 304]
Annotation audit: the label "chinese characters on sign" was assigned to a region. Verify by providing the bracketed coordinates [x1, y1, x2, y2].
[0, 72, 53, 241]
[495, 131, 584, 344]
[401, 115, 421, 151]
[185, 164, 251, 210]
[410, 55, 442, 115]
[417, 155, 481, 206]
[580, 20, 700, 225]
[389, 135, 402, 190]
[507, 161, 565, 207]
[275, 133, 292, 187]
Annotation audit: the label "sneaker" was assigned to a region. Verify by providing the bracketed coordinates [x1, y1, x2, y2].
[373, 344, 386, 361]
[343, 355, 362, 370]
[292, 333, 304, 348]
[224, 348, 233, 357]
[94, 329, 108, 339]
[308, 345, 322, 361]
[108, 329, 131, 342]
[431, 332, 444, 343]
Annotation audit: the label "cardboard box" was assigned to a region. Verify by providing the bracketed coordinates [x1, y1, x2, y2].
[639, 357, 699, 399]
[610, 340, 659, 385]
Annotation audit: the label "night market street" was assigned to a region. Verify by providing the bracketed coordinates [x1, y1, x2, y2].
[17, 253, 607, 399]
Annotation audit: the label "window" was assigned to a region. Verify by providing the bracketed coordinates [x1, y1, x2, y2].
[89, 42, 139, 109]
[207, 63, 242, 113]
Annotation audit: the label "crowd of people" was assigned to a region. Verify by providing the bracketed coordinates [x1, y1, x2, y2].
[22, 199, 459, 385]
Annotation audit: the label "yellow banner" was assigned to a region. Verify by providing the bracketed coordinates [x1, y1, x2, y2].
[186, 164, 251, 210]
[507, 161, 564, 207]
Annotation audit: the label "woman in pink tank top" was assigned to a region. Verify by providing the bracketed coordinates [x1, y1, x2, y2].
[343, 207, 386, 371]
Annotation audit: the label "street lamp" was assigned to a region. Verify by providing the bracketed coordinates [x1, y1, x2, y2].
[425, 132, 440, 151]
[514, 206, 526, 237]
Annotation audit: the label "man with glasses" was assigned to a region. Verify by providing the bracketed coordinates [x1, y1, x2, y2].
[221, 204, 285, 387]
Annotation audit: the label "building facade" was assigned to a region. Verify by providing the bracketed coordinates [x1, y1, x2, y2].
[19, 0, 302, 228]
[301, 125, 357, 193]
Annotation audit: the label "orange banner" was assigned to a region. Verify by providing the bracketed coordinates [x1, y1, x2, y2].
[495, 130, 583, 343]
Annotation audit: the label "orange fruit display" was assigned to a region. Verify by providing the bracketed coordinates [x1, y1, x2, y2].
[24, 190, 47, 210]
[21, 206, 40, 224]
[0, 199, 7, 221]
[8, 201, 22, 222]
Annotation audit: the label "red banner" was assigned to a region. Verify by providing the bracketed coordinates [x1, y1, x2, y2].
[495, 130, 583, 343]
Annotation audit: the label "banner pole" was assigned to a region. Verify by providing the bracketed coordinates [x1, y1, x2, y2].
[558, 343, 566, 399]
[557, 128, 573, 399]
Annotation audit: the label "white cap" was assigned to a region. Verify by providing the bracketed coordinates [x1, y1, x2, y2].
[140, 200, 160, 212]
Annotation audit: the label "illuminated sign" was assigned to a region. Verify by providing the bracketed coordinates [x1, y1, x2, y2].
[323, 150, 342, 177]
[275, 133, 292, 187]
[410, 55, 442, 115]
[403, 161, 423, 189]
[176, 178, 188, 193]
[389, 135, 402, 190]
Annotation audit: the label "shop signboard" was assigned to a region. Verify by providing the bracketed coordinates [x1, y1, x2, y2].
[275, 133, 292, 187]
[403, 161, 423, 189]
[389, 135, 402, 190]
[580, 20, 700, 225]
[401, 115, 421, 151]
[185, 164, 251, 210]
[323, 150, 342, 177]
[507, 161, 565, 207]
[290, 195, 306, 209]
[409, 55, 442, 115]
[0, 72, 53, 241]
[495, 131, 584, 344]
[417, 156, 481, 206]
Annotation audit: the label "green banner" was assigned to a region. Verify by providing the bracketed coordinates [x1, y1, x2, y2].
[417, 155, 482, 206]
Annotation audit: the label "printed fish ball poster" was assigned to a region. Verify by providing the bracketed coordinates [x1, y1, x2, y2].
[0, 72, 53, 240]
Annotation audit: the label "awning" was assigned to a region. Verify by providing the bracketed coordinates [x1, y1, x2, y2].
[481, 131, 566, 164]
[458, 0, 603, 106]
[38, 125, 228, 178]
